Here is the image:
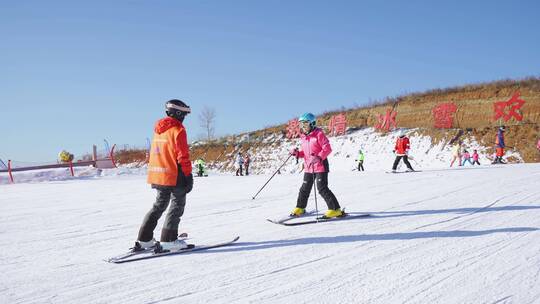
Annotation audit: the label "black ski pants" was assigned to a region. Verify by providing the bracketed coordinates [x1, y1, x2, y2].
[392, 155, 413, 170]
[197, 164, 204, 177]
[296, 172, 341, 210]
[236, 165, 243, 176]
[138, 186, 187, 242]
[357, 160, 364, 171]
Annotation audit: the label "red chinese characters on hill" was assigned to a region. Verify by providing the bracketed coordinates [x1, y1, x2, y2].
[493, 91, 525, 122]
[375, 109, 397, 131]
[327, 113, 347, 136]
[432, 102, 458, 128]
[286, 119, 302, 139]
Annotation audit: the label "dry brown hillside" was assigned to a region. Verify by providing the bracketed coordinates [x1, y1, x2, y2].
[116, 77, 540, 166]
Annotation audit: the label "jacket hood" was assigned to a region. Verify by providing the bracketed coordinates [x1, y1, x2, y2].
[154, 117, 182, 134]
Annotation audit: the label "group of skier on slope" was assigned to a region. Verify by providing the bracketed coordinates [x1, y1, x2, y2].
[134, 100, 346, 252]
[132, 99, 519, 253]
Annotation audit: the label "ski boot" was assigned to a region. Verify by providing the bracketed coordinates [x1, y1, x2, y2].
[132, 238, 156, 252]
[154, 238, 191, 253]
[290, 207, 305, 217]
[323, 209, 344, 218]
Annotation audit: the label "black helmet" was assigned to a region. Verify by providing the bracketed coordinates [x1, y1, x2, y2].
[165, 99, 191, 122]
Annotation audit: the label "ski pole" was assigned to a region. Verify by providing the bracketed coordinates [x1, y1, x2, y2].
[312, 173, 320, 222]
[408, 155, 421, 167]
[252, 154, 294, 200]
[310, 153, 320, 221]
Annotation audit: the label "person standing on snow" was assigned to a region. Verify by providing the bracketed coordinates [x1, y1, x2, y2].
[391, 131, 415, 172]
[461, 150, 473, 166]
[243, 153, 251, 176]
[289, 113, 343, 218]
[235, 152, 244, 176]
[472, 149, 481, 165]
[134, 99, 193, 252]
[450, 141, 462, 167]
[356, 149, 365, 171]
[194, 158, 206, 177]
[492, 126, 506, 164]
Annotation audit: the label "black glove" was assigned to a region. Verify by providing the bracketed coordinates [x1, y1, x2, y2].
[184, 173, 193, 193]
[178, 173, 193, 193]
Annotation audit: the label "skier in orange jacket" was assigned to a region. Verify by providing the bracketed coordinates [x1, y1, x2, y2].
[134, 99, 194, 252]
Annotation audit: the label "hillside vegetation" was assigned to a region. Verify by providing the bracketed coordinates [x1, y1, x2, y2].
[116, 77, 540, 168]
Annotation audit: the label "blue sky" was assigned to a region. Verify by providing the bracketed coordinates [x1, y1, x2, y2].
[1, 0, 539, 162]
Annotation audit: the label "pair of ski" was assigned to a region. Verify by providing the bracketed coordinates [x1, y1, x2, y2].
[267, 210, 370, 226]
[109, 211, 369, 263]
[108, 233, 240, 264]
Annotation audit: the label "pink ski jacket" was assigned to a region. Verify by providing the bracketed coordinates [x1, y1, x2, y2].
[296, 128, 332, 173]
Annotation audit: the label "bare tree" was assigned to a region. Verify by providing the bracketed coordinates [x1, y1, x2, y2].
[199, 106, 216, 141]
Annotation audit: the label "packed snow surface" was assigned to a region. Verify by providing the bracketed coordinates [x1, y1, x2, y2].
[1, 162, 540, 303]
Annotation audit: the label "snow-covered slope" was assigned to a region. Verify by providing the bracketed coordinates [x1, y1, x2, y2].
[1, 162, 539, 303]
[223, 128, 523, 175]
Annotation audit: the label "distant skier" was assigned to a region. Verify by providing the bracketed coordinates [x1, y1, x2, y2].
[289, 113, 343, 218]
[244, 153, 251, 176]
[235, 152, 244, 176]
[355, 149, 365, 171]
[472, 149, 481, 165]
[461, 150, 473, 166]
[492, 126, 506, 164]
[450, 141, 462, 167]
[391, 131, 414, 172]
[134, 99, 193, 252]
[194, 158, 207, 177]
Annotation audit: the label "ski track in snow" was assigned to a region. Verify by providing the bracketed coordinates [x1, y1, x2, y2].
[0, 162, 539, 303]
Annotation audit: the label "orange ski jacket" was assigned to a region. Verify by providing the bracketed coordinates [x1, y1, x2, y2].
[147, 117, 192, 186]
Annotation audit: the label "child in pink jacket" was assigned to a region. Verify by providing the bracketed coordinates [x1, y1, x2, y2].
[462, 150, 473, 166]
[290, 113, 342, 218]
[472, 150, 480, 165]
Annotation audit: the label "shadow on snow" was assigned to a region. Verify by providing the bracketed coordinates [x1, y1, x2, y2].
[200, 227, 538, 254]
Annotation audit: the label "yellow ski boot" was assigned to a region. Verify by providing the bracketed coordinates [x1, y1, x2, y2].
[290, 207, 305, 217]
[324, 209, 343, 218]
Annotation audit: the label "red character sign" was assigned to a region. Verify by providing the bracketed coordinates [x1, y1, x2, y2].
[328, 113, 347, 136]
[286, 119, 302, 139]
[493, 91, 525, 122]
[375, 109, 397, 131]
[432, 102, 457, 128]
